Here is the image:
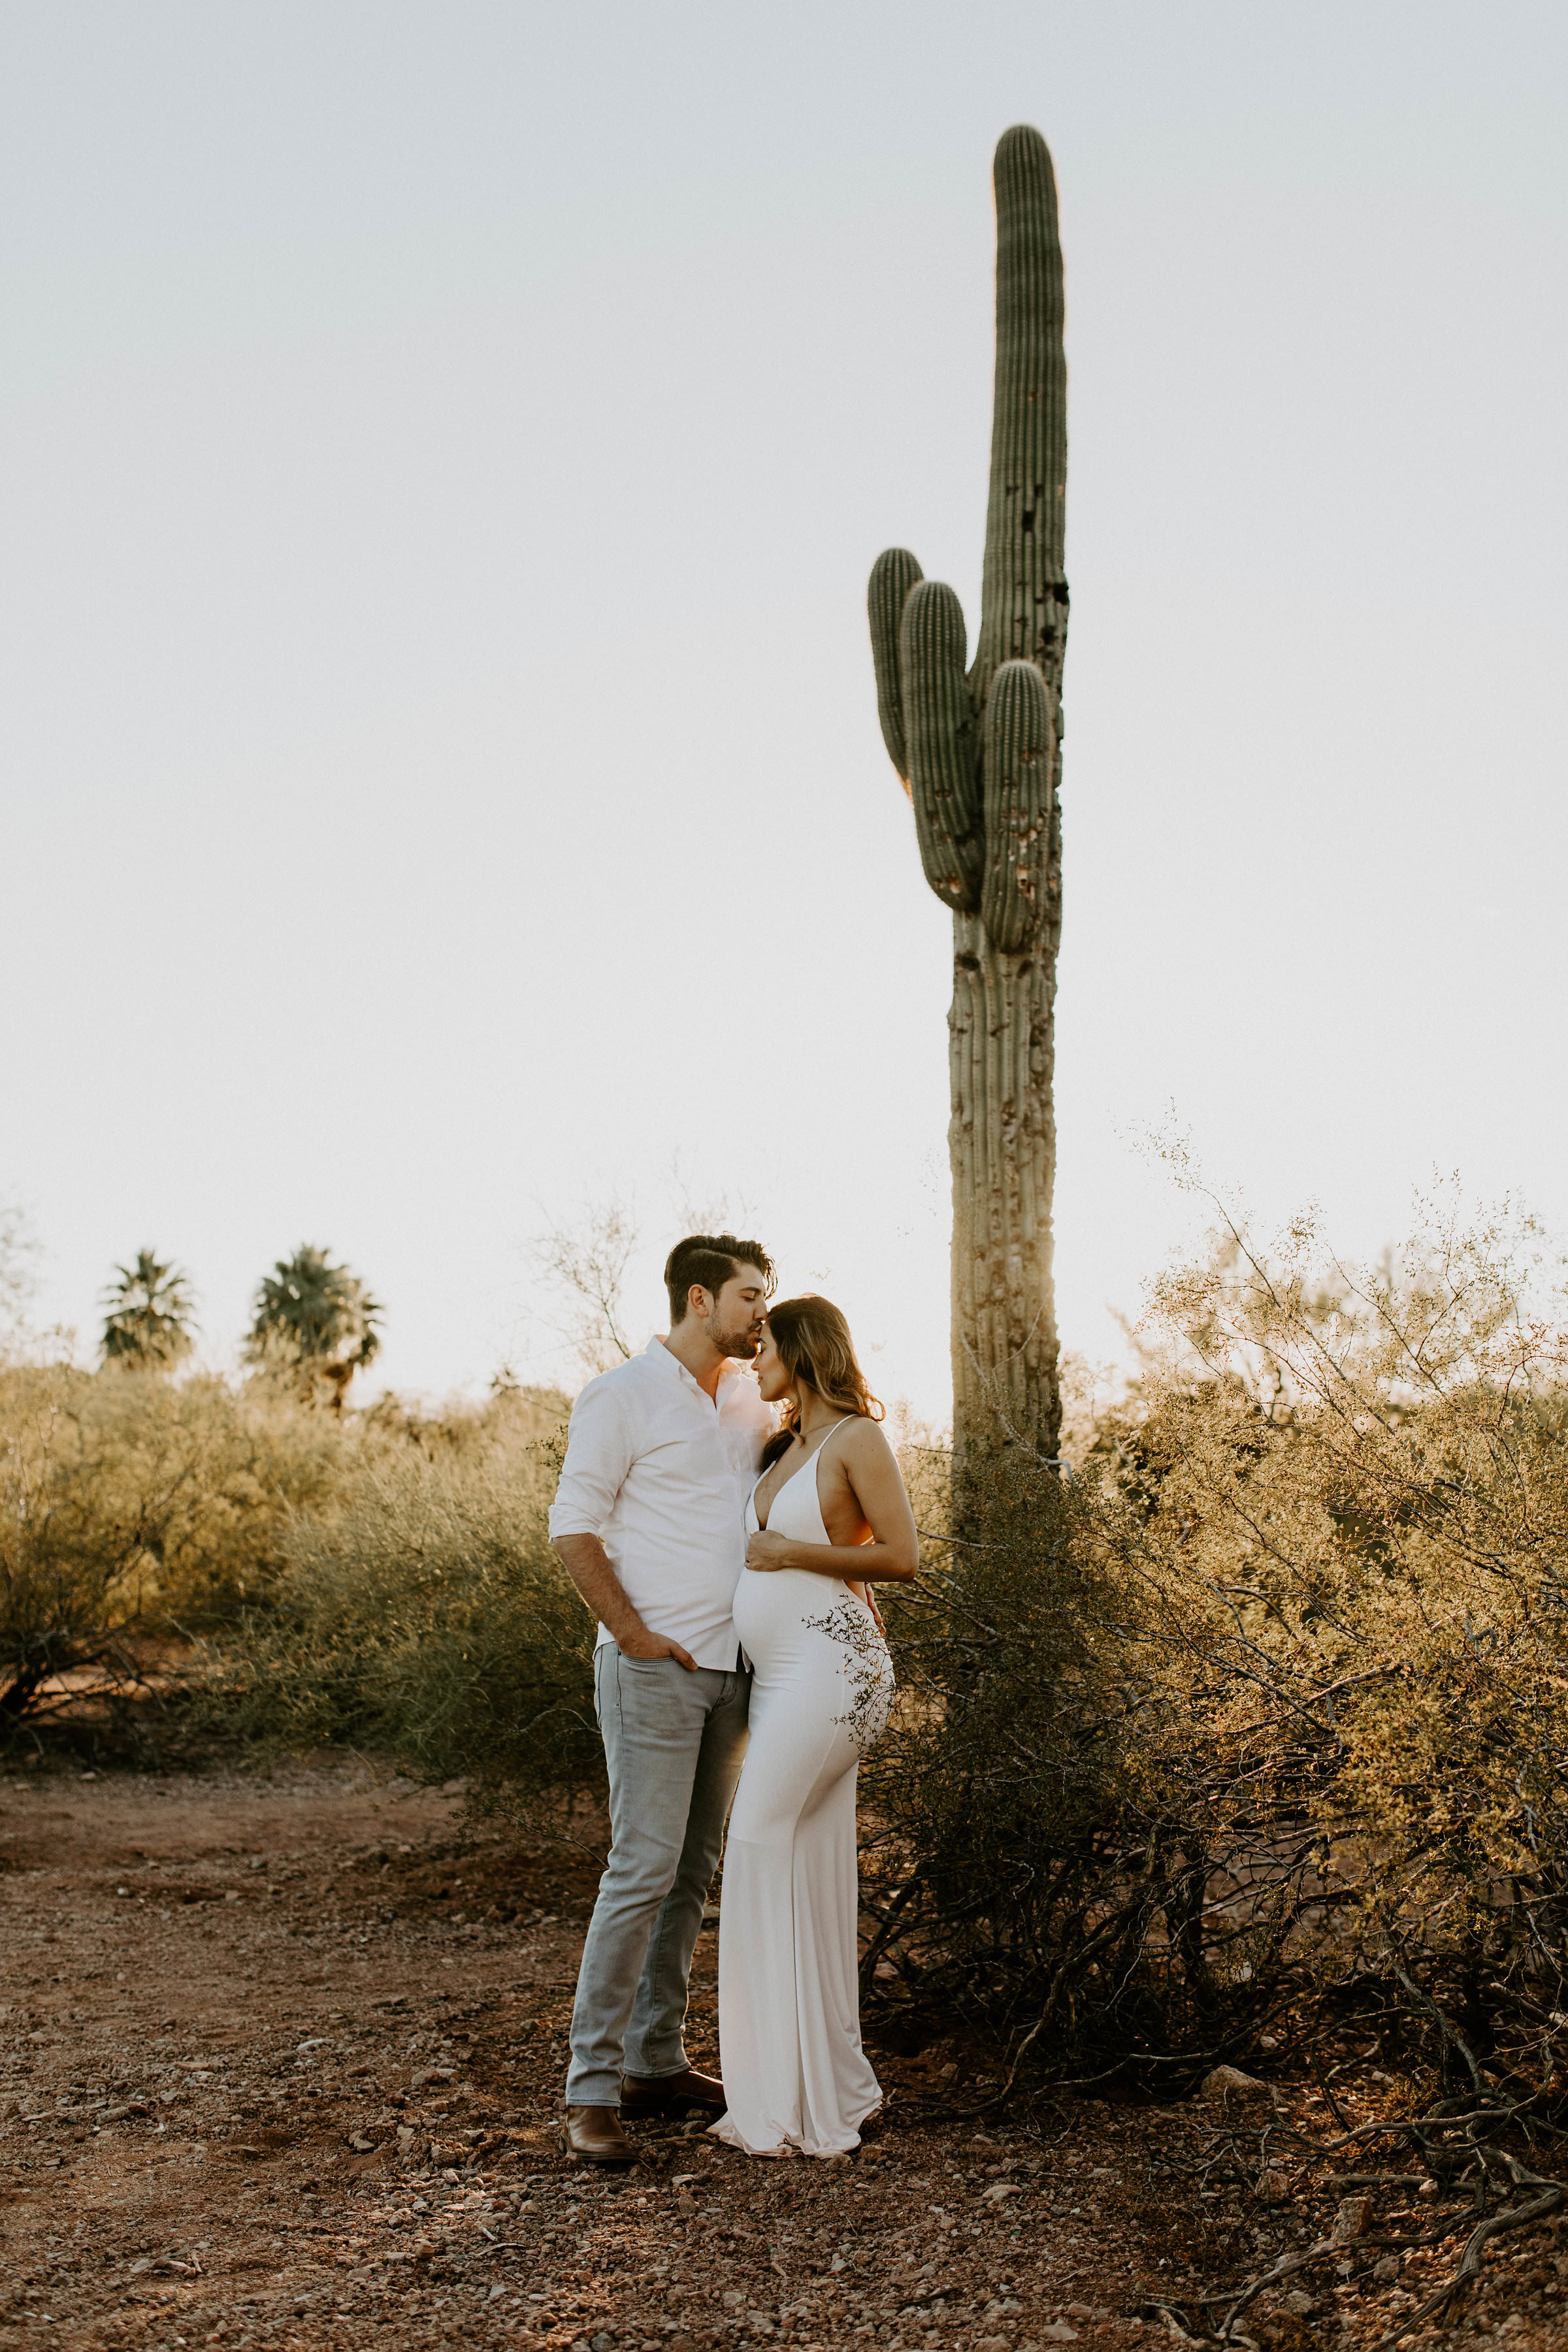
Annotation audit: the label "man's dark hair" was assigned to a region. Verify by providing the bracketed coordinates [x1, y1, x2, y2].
[664, 1234, 777, 1325]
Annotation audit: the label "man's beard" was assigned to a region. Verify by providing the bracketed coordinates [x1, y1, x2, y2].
[712, 1318, 762, 1361]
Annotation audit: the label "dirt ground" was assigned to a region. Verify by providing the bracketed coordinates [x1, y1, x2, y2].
[2, 1761, 1565, 2352]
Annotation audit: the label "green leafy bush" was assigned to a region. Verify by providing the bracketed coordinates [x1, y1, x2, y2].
[0, 1364, 344, 1727]
[211, 1392, 598, 1810]
[862, 1195, 1568, 2122]
[0, 1364, 581, 1801]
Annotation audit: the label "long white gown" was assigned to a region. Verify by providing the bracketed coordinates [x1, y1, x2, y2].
[710, 1420, 896, 2158]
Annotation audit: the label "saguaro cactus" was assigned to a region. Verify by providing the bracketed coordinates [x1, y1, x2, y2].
[868, 124, 1068, 1484]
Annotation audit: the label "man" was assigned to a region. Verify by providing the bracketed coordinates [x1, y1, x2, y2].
[548, 1232, 777, 2164]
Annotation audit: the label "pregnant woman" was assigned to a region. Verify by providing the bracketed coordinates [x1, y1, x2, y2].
[711, 1295, 919, 2159]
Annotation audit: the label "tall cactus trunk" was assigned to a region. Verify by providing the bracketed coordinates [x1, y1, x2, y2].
[949, 904, 1059, 1498]
[867, 125, 1068, 1498]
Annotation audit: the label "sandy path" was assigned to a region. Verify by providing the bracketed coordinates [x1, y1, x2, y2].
[1, 1763, 1560, 2352]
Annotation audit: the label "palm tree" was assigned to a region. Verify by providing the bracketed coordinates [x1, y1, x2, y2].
[244, 1245, 383, 1406]
[100, 1250, 197, 1371]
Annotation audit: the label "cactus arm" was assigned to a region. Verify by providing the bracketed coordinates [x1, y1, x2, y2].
[979, 661, 1054, 953]
[899, 580, 983, 913]
[975, 125, 1068, 693]
[868, 547, 924, 787]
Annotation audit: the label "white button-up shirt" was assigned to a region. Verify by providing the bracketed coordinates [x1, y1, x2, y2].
[547, 1335, 775, 1671]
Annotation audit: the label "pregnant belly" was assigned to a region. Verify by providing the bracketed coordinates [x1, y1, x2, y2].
[732, 1567, 843, 1671]
[733, 1567, 891, 1695]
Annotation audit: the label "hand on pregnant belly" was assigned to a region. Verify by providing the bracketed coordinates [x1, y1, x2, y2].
[745, 1529, 793, 1571]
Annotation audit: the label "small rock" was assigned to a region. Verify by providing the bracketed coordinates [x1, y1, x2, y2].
[1330, 2195, 1373, 2246]
[1256, 2166, 1291, 2204]
[1039, 2328, 1079, 2345]
[348, 2134, 376, 2153]
[1198, 2065, 1271, 2104]
[1373, 2255, 1400, 2283]
[1283, 2291, 1316, 2317]
[983, 2181, 1021, 2201]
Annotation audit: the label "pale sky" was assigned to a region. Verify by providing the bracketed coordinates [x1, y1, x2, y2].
[4, 2, 1567, 1420]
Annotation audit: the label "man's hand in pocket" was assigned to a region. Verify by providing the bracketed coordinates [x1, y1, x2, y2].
[617, 1626, 698, 1671]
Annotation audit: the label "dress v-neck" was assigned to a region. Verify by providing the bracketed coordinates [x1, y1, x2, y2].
[753, 1421, 850, 1532]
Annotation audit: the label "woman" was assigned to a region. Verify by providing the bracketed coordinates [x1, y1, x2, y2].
[710, 1295, 919, 2159]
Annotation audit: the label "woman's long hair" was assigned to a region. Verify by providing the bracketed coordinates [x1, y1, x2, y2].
[759, 1294, 884, 1469]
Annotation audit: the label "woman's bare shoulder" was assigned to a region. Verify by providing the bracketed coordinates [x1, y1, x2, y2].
[840, 1416, 899, 1466]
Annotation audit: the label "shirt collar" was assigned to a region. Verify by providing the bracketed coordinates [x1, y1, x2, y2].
[647, 1333, 752, 1402]
[646, 1334, 700, 1396]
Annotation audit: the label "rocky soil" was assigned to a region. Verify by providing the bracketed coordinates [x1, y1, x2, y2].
[1, 1762, 1564, 2352]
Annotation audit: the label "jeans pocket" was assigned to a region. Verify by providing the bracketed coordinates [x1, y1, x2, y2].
[617, 1652, 685, 1690]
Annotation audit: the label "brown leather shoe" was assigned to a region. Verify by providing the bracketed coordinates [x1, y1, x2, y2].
[619, 2065, 727, 2119]
[561, 2105, 637, 2166]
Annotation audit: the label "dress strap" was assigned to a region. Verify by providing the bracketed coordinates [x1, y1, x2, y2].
[813, 1413, 858, 1461]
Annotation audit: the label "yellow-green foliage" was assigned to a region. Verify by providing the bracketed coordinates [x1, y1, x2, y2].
[0, 1364, 345, 1721]
[212, 1388, 598, 1808]
[863, 1195, 1568, 2101]
[1126, 1197, 1568, 1983]
[0, 1367, 578, 1778]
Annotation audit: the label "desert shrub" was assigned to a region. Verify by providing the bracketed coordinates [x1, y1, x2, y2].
[862, 1193, 1568, 2131]
[862, 1443, 1213, 2083]
[210, 1393, 597, 1810]
[0, 1363, 345, 1727]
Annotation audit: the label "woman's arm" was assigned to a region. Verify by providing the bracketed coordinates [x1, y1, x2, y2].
[745, 1422, 919, 1582]
[745, 1531, 898, 1576]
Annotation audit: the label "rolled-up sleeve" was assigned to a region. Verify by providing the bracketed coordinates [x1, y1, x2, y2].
[547, 1377, 636, 1543]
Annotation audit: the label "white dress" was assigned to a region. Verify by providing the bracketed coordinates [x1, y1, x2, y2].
[710, 1420, 896, 2158]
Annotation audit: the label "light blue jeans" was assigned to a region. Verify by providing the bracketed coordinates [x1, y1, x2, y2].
[565, 1642, 751, 2109]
